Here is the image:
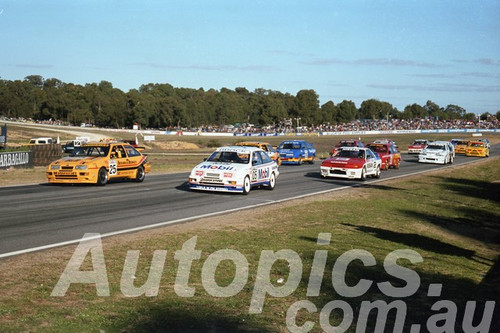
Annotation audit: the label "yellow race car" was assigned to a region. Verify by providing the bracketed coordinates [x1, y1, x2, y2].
[235, 141, 281, 165]
[453, 140, 469, 154]
[465, 141, 489, 158]
[47, 142, 151, 185]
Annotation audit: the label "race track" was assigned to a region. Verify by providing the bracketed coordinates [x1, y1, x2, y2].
[0, 150, 497, 257]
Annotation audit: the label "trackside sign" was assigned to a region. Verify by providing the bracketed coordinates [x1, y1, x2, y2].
[0, 151, 33, 169]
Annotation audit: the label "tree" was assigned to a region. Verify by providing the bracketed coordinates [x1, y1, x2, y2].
[480, 112, 491, 121]
[336, 100, 357, 123]
[320, 101, 337, 124]
[444, 104, 466, 119]
[359, 99, 394, 120]
[402, 103, 427, 119]
[295, 89, 319, 125]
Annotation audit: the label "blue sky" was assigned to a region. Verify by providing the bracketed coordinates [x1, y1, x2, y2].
[0, 0, 499, 114]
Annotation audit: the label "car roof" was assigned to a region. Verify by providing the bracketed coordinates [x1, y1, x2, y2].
[236, 141, 270, 146]
[216, 145, 263, 152]
[341, 147, 368, 151]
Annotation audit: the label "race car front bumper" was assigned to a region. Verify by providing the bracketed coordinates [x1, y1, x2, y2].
[418, 155, 445, 164]
[320, 166, 361, 179]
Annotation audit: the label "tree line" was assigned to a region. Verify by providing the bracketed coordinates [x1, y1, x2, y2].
[0, 75, 496, 129]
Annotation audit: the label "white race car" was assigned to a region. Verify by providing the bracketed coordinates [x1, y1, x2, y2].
[418, 141, 455, 164]
[189, 146, 279, 194]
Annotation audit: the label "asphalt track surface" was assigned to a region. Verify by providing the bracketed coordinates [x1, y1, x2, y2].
[0, 150, 497, 257]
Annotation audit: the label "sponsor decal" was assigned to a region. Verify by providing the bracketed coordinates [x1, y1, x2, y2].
[0, 151, 32, 169]
[257, 167, 270, 180]
[200, 164, 235, 171]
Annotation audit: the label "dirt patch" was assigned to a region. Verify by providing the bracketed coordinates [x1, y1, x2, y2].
[151, 141, 200, 150]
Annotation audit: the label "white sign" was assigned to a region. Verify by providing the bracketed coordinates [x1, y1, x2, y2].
[144, 135, 155, 142]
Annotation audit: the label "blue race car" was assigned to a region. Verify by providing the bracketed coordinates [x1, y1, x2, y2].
[277, 140, 316, 165]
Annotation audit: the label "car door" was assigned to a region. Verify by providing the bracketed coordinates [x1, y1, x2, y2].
[365, 150, 376, 173]
[110, 145, 128, 178]
[250, 151, 264, 183]
[308, 143, 316, 157]
[301, 143, 308, 159]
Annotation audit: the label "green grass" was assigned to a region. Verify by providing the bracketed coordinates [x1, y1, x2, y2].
[0, 159, 499, 332]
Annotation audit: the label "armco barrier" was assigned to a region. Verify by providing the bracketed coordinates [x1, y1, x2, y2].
[29, 144, 62, 166]
[0, 151, 33, 169]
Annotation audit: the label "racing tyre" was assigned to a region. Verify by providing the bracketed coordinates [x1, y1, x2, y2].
[450, 156, 454, 164]
[135, 165, 145, 182]
[394, 159, 400, 169]
[242, 176, 251, 195]
[298, 157, 303, 165]
[360, 167, 366, 181]
[373, 166, 381, 178]
[384, 160, 390, 170]
[96, 167, 108, 186]
[267, 172, 276, 190]
[309, 156, 315, 164]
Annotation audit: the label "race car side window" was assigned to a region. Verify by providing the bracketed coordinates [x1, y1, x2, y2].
[259, 151, 272, 164]
[125, 145, 141, 157]
[252, 152, 263, 166]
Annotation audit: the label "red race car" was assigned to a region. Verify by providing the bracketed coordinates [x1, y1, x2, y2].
[366, 142, 401, 170]
[321, 147, 381, 180]
[330, 139, 364, 156]
[407, 139, 429, 154]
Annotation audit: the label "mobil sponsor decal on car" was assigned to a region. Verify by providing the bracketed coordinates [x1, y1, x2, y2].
[199, 164, 235, 171]
[258, 167, 270, 179]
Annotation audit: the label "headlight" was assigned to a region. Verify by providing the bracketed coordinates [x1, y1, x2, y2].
[75, 165, 88, 170]
[50, 165, 60, 170]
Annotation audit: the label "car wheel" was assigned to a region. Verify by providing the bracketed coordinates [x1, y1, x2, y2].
[96, 167, 108, 186]
[449, 156, 454, 164]
[373, 165, 381, 178]
[267, 172, 276, 190]
[309, 156, 315, 164]
[297, 157, 303, 165]
[242, 176, 251, 195]
[384, 160, 390, 170]
[360, 167, 366, 181]
[394, 159, 400, 169]
[135, 165, 145, 182]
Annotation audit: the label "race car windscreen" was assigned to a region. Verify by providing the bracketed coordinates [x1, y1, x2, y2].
[71, 146, 110, 157]
[426, 144, 445, 150]
[368, 145, 387, 153]
[338, 150, 365, 158]
[279, 143, 301, 149]
[207, 151, 250, 164]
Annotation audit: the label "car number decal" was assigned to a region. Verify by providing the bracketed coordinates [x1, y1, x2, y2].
[251, 168, 258, 181]
[109, 160, 118, 176]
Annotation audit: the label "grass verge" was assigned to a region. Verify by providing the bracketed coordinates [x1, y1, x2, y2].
[0, 159, 499, 332]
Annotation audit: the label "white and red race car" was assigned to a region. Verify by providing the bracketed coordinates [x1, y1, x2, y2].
[189, 146, 279, 194]
[320, 147, 381, 180]
[408, 139, 429, 154]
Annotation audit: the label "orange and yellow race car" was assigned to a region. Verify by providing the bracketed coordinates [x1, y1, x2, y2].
[46, 142, 150, 185]
[465, 141, 490, 158]
[235, 141, 281, 165]
[453, 140, 469, 154]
